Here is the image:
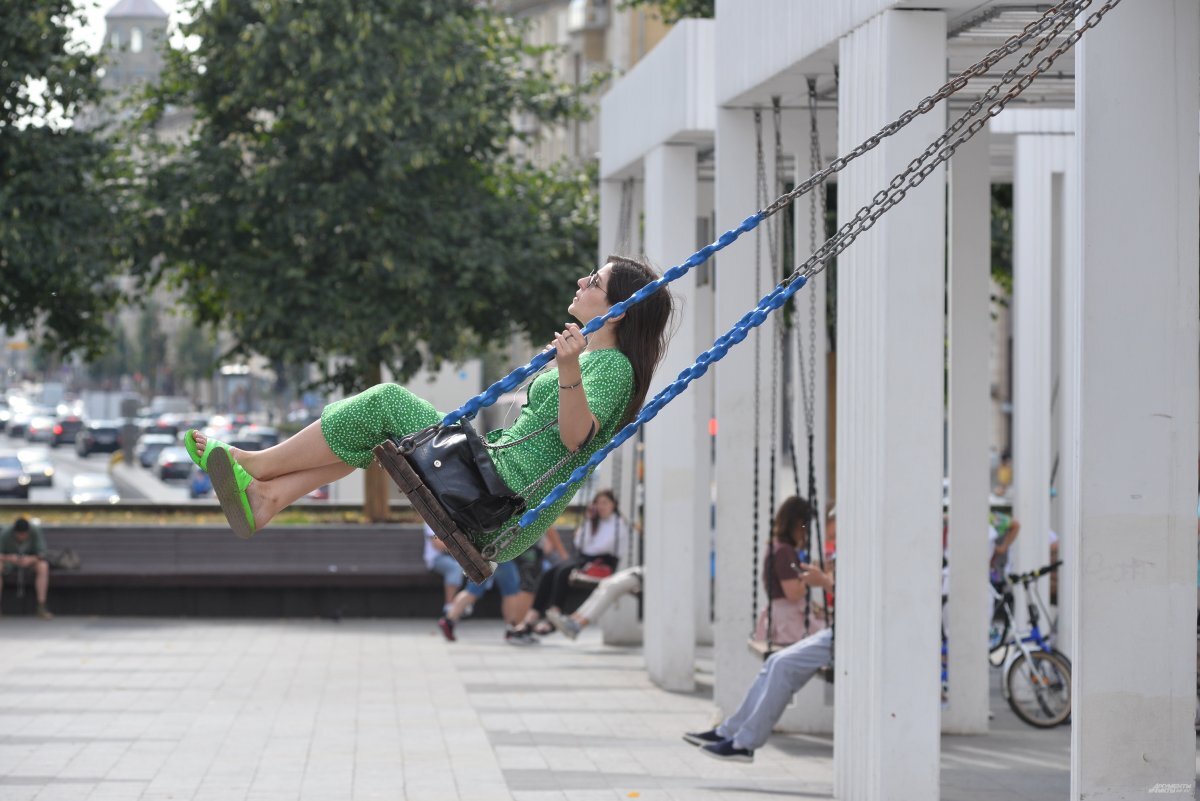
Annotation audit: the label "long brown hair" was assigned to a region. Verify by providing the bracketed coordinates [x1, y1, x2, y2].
[772, 495, 813, 548]
[605, 255, 673, 429]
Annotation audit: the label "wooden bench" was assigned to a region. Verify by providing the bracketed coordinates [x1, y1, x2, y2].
[1, 524, 440, 618]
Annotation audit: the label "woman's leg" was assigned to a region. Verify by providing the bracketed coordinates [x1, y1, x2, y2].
[574, 566, 642, 626]
[196, 384, 442, 480]
[250, 461, 356, 528]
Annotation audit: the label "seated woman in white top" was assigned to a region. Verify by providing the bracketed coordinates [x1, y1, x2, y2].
[521, 489, 625, 635]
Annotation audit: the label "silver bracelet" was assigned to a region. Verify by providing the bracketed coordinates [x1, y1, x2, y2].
[558, 380, 582, 390]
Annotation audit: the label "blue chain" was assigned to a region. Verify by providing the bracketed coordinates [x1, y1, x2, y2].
[515, 274, 808, 530]
[441, 211, 765, 428]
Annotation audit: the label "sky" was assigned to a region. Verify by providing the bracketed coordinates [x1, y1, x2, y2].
[73, 0, 188, 53]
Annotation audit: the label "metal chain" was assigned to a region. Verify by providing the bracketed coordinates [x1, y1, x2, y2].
[750, 108, 764, 633]
[441, 0, 1083, 430]
[758, 0, 1086, 220]
[491, 0, 1120, 541]
[789, 0, 1113, 291]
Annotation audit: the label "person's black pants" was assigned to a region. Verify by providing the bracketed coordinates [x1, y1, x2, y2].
[532, 553, 618, 614]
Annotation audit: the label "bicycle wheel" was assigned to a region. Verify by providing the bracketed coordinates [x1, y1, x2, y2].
[1005, 650, 1071, 728]
[988, 619, 1010, 667]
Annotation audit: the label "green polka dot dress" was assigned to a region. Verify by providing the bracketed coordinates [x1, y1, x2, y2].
[320, 349, 633, 562]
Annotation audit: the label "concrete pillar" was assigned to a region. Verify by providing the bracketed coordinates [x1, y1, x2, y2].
[833, 11, 947, 800]
[1072, 3, 1199, 798]
[773, 105, 835, 735]
[943, 129, 991, 734]
[1052, 161, 1079, 663]
[642, 142, 701, 691]
[599, 176, 644, 647]
[1012, 133, 1071, 610]
[712, 106, 767, 716]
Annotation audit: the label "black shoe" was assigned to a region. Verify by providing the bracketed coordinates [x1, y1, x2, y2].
[504, 626, 538, 646]
[699, 738, 754, 763]
[682, 728, 724, 747]
[437, 616, 456, 642]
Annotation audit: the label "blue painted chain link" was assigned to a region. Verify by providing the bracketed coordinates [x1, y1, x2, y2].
[514, 274, 807, 530]
[440, 211, 765, 428]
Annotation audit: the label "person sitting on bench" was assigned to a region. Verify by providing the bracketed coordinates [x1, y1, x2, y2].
[545, 564, 643, 639]
[520, 488, 624, 635]
[184, 257, 673, 563]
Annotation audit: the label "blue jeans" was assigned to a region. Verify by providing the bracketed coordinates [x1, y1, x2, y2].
[717, 628, 833, 750]
[464, 559, 520, 597]
[428, 553, 464, 588]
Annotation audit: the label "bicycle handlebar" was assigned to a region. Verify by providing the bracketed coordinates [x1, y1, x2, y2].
[1006, 559, 1063, 584]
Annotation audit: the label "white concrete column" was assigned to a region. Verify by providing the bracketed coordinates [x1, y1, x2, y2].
[1053, 161, 1079, 663]
[600, 177, 645, 647]
[774, 105, 835, 735]
[943, 129, 991, 735]
[694, 177, 716, 649]
[834, 11, 947, 801]
[1072, 3, 1199, 799]
[642, 142, 701, 691]
[1012, 133, 1071, 608]
[713, 106, 768, 716]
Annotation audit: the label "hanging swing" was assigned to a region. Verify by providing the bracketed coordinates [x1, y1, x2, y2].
[375, 0, 1120, 586]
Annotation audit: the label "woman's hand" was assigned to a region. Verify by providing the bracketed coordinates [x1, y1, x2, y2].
[553, 323, 587, 375]
[796, 562, 834, 591]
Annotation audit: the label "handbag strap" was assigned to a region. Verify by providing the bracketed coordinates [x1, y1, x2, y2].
[479, 419, 598, 560]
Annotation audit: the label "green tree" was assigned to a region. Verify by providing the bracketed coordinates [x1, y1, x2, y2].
[621, 0, 713, 24]
[132, 0, 599, 396]
[0, 0, 127, 358]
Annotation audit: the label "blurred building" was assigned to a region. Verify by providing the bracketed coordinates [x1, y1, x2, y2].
[500, 0, 672, 167]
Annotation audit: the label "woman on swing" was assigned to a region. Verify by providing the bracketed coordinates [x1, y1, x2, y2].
[185, 256, 673, 563]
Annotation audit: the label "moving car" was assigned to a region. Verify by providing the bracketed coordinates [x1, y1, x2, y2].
[16, 447, 54, 488]
[157, 446, 193, 481]
[0, 452, 31, 499]
[70, 473, 120, 504]
[76, 421, 122, 457]
[135, 433, 177, 468]
[237, 425, 281, 449]
[24, 416, 56, 444]
[51, 415, 84, 447]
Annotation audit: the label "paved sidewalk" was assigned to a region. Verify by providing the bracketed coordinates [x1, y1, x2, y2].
[0, 617, 1081, 800]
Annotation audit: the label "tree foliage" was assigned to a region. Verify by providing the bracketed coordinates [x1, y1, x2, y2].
[621, 0, 713, 24]
[132, 0, 600, 393]
[0, 0, 127, 358]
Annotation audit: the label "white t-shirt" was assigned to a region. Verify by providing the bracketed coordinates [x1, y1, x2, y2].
[422, 524, 440, 569]
[575, 514, 621, 558]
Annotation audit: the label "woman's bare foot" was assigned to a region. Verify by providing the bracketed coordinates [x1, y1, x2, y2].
[190, 430, 257, 477]
[190, 429, 276, 528]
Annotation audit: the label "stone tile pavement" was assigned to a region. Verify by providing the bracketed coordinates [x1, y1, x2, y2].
[0, 616, 1159, 800]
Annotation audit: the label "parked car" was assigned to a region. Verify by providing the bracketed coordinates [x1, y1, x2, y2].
[6, 409, 33, 439]
[16, 447, 54, 488]
[23, 416, 56, 444]
[157, 446, 193, 481]
[227, 438, 265, 453]
[0, 452, 31, 499]
[189, 465, 212, 499]
[69, 473, 120, 504]
[50, 415, 84, 447]
[75, 421, 122, 457]
[135, 433, 177, 468]
[306, 484, 330, 501]
[237, 425, 281, 449]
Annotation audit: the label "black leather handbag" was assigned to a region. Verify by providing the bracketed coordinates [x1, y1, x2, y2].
[397, 421, 527, 535]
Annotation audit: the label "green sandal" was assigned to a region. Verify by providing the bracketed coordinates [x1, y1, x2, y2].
[183, 429, 202, 467]
[204, 444, 257, 539]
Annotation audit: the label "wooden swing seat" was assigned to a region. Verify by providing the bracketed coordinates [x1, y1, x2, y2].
[373, 440, 496, 585]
